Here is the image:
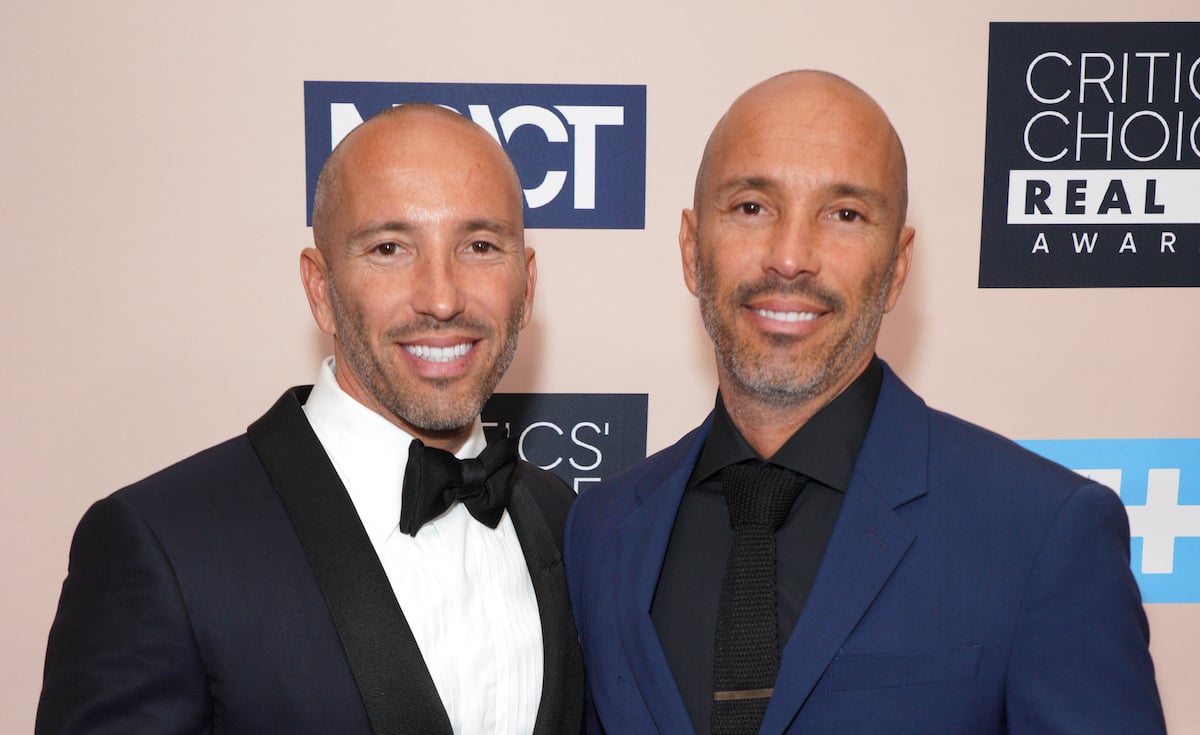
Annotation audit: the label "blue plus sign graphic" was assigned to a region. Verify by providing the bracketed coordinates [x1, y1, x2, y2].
[1020, 439, 1200, 603]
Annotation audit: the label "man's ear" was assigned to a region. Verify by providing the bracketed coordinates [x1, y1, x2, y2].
[680, 209, 700, 297]
[300, 247, 337, 336]
[884, 226, 915, 313]
[520, 246, 537, 330]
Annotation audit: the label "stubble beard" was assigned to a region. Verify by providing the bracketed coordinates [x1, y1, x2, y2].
[328, 278, 523, 433]
[695, 247, 893, 410]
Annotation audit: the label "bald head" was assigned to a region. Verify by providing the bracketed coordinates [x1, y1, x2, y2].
[694, 70, 908, 227]
[311, 104, 524, 254]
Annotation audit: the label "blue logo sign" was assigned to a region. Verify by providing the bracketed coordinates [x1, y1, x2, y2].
[303, 81, 647, 229]
[1019, 439, 1200, 602]
[482, 393, 648, 493]
[980, 23, 1200, 287]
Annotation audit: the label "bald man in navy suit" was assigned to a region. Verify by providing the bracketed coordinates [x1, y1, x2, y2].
[566, 71, 1164, 735]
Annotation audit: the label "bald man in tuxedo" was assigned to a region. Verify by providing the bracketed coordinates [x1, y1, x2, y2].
[38, 105, 584, 735]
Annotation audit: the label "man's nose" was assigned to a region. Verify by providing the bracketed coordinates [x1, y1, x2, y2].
[411, 249, 466, 321]
[763, 216, 820, 279]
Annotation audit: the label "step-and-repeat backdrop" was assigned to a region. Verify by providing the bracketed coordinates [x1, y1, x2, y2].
[3, 3, 1197, 731]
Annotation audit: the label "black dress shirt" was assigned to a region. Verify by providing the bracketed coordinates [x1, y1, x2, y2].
[650, 357, 883, 734]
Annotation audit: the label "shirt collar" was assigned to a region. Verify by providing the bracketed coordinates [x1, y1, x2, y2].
[301, 356, 487, 546]
[689, 356, 883, 492]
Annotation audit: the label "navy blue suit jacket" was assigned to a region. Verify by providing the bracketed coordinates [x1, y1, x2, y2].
[37, 388, 583, 735]
[565, 364, 1164, 734]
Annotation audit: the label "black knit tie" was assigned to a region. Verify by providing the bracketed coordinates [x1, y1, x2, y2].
[711, 462, 807, 735]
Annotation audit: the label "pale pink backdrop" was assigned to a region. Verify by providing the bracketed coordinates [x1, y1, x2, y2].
[3, 1, 1197, 732]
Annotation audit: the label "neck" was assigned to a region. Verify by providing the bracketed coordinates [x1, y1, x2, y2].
[721, 392, 823, 459]
[719, 361, 873, 458]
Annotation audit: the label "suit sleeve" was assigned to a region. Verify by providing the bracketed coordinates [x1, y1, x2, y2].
[1006, 482, 1166, 734]
[36, 496, 210, 735]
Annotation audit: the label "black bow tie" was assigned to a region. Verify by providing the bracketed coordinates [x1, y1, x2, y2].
[399, 438, 519, 537]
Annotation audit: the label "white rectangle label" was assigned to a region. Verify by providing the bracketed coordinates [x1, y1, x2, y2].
[1007, 170, 1200, 224]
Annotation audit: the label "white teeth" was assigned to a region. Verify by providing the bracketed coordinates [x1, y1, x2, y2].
[754, 308, 818, 323]
[404, 343, 473, 363]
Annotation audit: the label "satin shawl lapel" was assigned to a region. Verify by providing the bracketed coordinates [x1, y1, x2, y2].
[506, 471, 585, 735]
[615, 419, 712, 735]
[248, 387, 453, 735]
[761, 367, 929, 735]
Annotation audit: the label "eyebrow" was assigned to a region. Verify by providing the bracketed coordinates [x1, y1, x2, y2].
[348, 217, 519, 241]
[349, 220, 414, 241]
[713, 176, 893, 210]
[460, 218, 520, 239]
[713, 176, 775, 198]
[828, 183, 892, 210]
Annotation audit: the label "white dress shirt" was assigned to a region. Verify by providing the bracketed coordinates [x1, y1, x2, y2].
[302, 357, 543, 735]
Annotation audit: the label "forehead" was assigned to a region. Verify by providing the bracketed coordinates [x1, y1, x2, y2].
[702, 87, 903, 203]
[336, 114, 523, 226]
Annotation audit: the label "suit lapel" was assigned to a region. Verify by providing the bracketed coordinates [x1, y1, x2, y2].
[761, 368, 929, 735]
[248, 388, 453, 735]
[615, 421, 712, 735]
[506, 470, 585, 735]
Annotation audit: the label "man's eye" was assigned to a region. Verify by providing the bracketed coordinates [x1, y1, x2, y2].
[835, 208, 862, 222]
[469, 241, 497, 253]
[374, 242, 400, 256]
[737, 202, 763, 215]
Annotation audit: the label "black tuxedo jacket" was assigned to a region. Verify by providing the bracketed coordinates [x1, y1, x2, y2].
[37, 388, 585, 735]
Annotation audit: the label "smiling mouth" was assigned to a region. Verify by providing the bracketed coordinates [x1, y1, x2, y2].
[403, 343, 475, 363]
[752, 308, 819, 323]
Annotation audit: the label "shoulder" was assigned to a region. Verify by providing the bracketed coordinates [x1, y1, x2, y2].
[927, 407, 1097, 502]
[900, 402, 1132, 562]
[113, 387, 315, 523]
[111, 434, 270, 519]
[92, 389, 320, 559]
[877, 365, 1097, 509]
[62, 433, 298, 585]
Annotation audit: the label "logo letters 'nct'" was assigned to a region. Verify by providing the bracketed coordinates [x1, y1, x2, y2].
[303, 81, 647, 229]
